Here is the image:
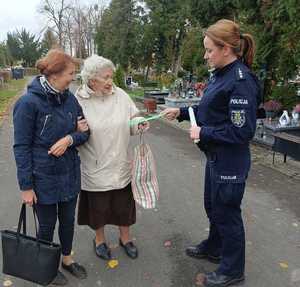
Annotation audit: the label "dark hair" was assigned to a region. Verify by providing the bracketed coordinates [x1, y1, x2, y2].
[36, 49, 77, 76]
[204, 19, 255, 68]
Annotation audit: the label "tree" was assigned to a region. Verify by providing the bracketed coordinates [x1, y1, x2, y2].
[41, 28, 58, 54]
[17, 29, 42, 67]
[81, 0, 300, 106]
[189, 0, 237, 27]
[6, 32, 22, 63]
[6, 29, 42, 67]
[237, 0, 300, 103]
[180, 26, 207, 80]
[95, 0, 141, 70]
[0, 42, 11, 67]
[138, 0, 193, 75]
[38, 0, 71, 47]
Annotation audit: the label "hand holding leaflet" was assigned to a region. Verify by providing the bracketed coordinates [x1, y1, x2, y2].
[188, 107, 200, 144]
[129, 114, 162, 126]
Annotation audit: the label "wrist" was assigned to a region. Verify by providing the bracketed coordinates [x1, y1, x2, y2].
[65, 135, 73, 147]
[22, 189, 33, 193]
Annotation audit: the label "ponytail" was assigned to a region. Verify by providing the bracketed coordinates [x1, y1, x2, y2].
[240, 33, 255, 68]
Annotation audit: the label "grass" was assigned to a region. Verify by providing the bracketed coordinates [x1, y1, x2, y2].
[125, 88, 144, 99]
[0, 78, 28, 116]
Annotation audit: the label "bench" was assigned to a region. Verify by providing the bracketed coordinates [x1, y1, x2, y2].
[272, 131, 300, 164]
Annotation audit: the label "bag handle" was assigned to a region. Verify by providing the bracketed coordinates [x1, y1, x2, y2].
[16, 203, 39, 239]
[139, 130, 145, 145]
[17, 203, 27, 235]
[32, 204, 39, 238]
[139, 131, 146, 156]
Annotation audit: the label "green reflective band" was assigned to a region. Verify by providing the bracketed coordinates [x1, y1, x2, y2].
[129, 114, 162, 126]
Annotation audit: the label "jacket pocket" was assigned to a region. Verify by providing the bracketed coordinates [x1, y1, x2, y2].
[215, 172, 247, 184]
[216, 182, 245, 206]
[215, 173, 246, 206]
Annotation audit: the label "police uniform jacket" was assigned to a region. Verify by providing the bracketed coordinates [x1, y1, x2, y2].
[179, 59, 261, 183]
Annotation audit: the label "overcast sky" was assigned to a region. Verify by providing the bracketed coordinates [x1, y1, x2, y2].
[0, 0, 110, 42]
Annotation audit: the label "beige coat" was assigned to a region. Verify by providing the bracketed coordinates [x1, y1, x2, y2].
[75, 84, 141, 192]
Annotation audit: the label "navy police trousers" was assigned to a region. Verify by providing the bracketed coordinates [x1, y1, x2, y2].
[201, 158, 245, 277]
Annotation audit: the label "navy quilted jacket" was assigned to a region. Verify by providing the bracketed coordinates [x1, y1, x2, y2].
[13, 76, 89, 204]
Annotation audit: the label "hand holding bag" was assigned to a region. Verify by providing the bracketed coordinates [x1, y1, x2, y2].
[131, 133, 159, 209]
[1, 204, 61, 286]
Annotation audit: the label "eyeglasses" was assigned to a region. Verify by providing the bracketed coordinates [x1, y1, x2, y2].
[95, 76, 113, 83]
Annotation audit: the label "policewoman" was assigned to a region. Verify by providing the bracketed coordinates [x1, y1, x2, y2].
[162, 19, 261, 287]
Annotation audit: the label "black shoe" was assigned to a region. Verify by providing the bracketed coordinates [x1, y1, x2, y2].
[204, 272, 245, 287]
[94, 239, 112, 260]
[51, 270, 68, 286]
[119, 239, 138, 259]
[186, 244, 221, 263]
[61, 262, 87, 279]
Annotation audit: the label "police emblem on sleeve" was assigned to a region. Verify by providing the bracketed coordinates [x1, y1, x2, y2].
[231, 110, 246, 127]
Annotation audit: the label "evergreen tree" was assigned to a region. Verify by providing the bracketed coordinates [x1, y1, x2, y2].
[95, 0, 139, 70]
[17, 29, 42, 67]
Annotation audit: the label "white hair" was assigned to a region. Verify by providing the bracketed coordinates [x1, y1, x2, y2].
[80, 55, 116, 84]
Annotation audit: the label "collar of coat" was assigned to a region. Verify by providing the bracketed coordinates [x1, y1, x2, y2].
[76, 83, 116, 100]
[39, 76, 68, 105]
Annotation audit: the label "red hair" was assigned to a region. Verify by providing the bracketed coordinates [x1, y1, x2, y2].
[36, 49, 77, 76]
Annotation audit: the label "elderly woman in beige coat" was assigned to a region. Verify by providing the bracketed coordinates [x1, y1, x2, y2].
[76, 55, 148, 260]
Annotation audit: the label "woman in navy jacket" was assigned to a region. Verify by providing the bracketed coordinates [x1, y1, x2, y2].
[163, 20, 261, 287]
[13, 49, 89, 285]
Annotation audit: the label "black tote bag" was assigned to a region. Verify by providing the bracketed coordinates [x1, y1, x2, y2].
[1, 204, 61, 286]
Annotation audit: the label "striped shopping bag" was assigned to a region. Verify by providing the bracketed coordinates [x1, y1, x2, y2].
[131, 135, 159, 209]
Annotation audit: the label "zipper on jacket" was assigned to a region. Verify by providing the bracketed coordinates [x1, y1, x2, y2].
[68, 111, 75, 125]
[40, 114, 51, 136]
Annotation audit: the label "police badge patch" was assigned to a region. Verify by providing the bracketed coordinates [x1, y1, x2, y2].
[231, 110, 246, 127]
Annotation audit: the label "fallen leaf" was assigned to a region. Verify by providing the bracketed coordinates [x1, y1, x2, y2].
[3, 279, 13, 287]
[275, 208, 281, 211]
[279, 262, 289, 269]
[107, 259, 119, 269]
[164, 240, 172, 247]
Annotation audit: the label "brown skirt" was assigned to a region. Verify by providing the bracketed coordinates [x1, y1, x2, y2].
[77, 183, 136, 229]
